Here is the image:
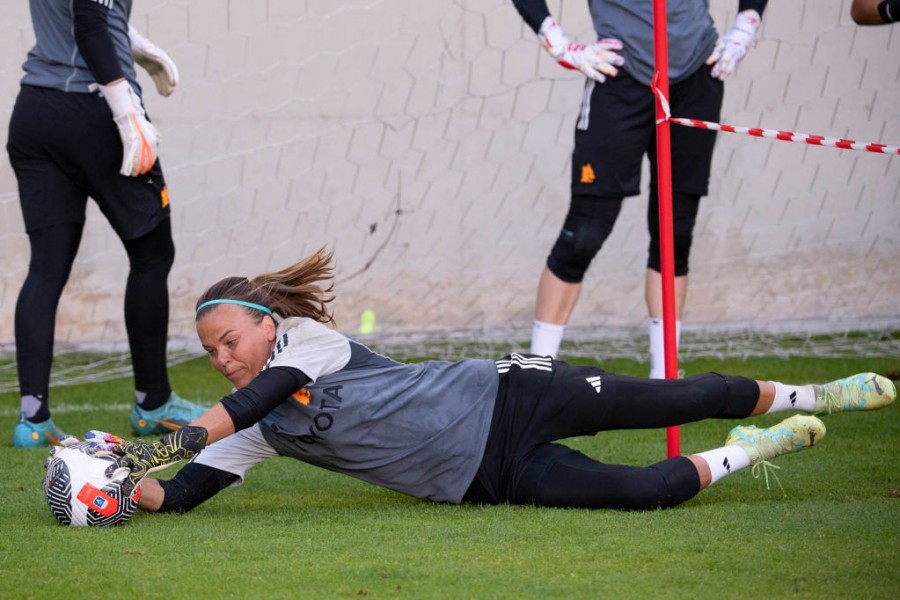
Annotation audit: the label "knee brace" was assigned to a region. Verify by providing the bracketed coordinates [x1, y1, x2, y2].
[708, 372, 760, 419]
[647, 192, 700, 276]
[646, 456, 702, 509]
[547, 195, 624, 283]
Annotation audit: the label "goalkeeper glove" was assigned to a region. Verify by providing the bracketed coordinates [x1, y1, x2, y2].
[128, 25, 179, 97]
[706, 10, 761, 81]
[537, 16, 624, 83]
[98, 79, 159, 176]
[106, 425, 209, 496]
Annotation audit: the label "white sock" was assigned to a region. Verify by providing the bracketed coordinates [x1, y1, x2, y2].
[766, 382, 816, 413]
[694, 445, 751, 485]
[648, 318, 681, 379]
[531, 320, 565, 358]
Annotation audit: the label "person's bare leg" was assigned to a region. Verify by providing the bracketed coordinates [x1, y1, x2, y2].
[644, 269, 688, 319]
[686, 455, 712, 489]
[535, 266, 582, 324]
[531, 267, 582, 357]
[752, 380, 775, 415]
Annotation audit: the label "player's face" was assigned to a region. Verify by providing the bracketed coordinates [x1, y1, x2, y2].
[197, 303, 277, 389]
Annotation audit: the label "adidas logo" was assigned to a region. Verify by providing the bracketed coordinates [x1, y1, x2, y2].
[723, 457, 731, 473]
[586, 376, 602, 393]
[789, 391, 797, 407]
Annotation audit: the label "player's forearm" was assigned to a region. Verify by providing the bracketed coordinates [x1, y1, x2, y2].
[72, 0, 124, 85]
[511, 0, 552, 34]
[136, 407, 243, 512]
[191, 403, 237, 445]
[137, 477, 165, 511]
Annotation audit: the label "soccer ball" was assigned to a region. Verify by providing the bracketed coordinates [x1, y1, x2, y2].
[43, 445, 141, 527]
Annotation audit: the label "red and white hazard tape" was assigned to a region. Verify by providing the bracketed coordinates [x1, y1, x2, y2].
[652, 80, 899, 156]
[669, 116, 900, 155]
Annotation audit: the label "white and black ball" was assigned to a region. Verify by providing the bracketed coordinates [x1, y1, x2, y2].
[43, 445, 141, 527]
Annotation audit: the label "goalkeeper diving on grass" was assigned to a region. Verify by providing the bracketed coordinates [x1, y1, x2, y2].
[55, 248, 895, 515]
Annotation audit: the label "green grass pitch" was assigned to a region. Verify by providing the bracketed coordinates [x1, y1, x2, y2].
[1, 355, 897, 599]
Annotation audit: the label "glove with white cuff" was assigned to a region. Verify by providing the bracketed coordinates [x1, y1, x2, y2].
[99, 79, 159, 177]
[706, 10, 761, 81]
[129, 25, 179, 97]
[537, 16, 624, 83]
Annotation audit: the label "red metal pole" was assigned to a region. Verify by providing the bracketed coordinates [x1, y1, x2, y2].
[652, 0, 680, 458]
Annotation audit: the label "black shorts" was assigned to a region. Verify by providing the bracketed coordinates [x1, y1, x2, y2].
[571, 65, 724, 198]
[6, 85, 169, 240]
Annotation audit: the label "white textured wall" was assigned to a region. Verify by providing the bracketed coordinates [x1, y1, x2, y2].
[0, 0, 897, 348]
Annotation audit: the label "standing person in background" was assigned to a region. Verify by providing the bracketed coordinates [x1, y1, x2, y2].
[850, 0, 900, 24]
[513, 0, 766, 377]
[8, 0, 206, 448]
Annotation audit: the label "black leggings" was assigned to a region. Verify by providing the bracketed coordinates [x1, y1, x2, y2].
[123, 219, 176, 403]
[16, 218, 175, 415]
[512, 445, 700, 510]
[464, 357, 759, 510]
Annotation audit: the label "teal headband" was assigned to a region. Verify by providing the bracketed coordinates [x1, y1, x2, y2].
[196, 299, 273, 315]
